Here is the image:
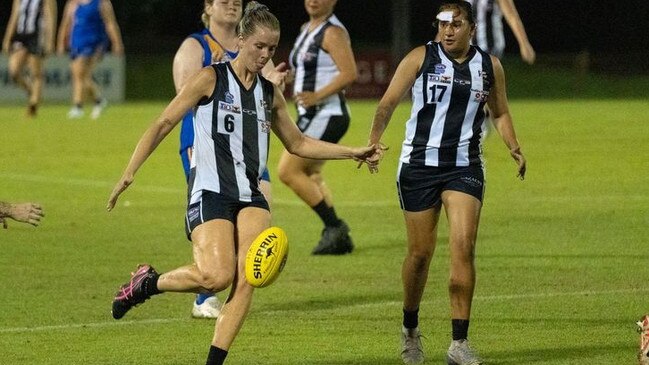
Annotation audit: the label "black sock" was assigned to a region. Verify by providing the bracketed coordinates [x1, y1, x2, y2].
[452, 319, 470, 340]
[145, 273, 162, 296]
[403, 307, 419, 329]
[312, 200, 341, 227]
[206, 345, 228, 365]
[75, 103, 82, 109]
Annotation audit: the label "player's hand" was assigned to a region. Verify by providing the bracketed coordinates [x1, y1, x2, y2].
[520, 43, 536, 65]
[285, 68, 295, 85]
[265, 62, 289, 90]
[112, 44, 124, 56]
[4, 203, 44, 228]
[356, 143, 388, 174]
[350, 145, 375, 163]
[510, 146, 526, 180]
[211, 49, 226, 63]
[295, 91, 318, 109]
[107, 174, 134, 211]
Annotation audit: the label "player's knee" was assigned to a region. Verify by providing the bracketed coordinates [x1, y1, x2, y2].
[277, 165, 295, 186]
[8, 69, 21, 84]
[407, 250, 432, 273]
[199, 271, 234, 292]
[309, 173, 323, 185]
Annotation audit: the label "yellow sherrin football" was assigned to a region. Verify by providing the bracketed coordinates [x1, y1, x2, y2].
[245, 227, 289, 288]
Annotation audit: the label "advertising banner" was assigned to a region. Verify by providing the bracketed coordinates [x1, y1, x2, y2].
[0, 55, 125, 102]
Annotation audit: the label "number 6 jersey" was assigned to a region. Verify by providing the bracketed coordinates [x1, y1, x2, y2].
[189, 62, 275, 203]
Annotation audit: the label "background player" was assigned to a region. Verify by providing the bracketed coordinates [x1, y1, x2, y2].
[57, 0, 124, 119]
[277, 0, 358, 255]
[2, 0, 57, 117]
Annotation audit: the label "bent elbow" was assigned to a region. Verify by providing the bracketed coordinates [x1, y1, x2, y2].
[284, 139, 300, 156]
[346, 70, 358, 86]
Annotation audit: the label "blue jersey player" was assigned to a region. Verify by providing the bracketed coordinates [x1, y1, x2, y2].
[57, 0, 123, 119]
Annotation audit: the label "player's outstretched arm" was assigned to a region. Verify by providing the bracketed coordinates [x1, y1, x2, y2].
[364, 46, 424, 173]
[107, 67, 217, 211]
[271, 85, 377, 163]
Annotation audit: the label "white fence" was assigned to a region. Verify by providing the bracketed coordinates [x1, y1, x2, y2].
[0, 55, 125, 102]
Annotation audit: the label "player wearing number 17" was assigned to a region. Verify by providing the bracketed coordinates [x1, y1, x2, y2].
[363, 1, 526, 364]
[105, 3, 379, 364]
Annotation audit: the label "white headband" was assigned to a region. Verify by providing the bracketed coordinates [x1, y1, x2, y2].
[436, 11, 454, 22]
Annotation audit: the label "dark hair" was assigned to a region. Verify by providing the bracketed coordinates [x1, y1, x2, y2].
[237, 1, 280, 38]
[436, 0, 475, 25]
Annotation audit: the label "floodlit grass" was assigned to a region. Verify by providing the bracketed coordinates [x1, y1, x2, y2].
[0, 99, 648, 364]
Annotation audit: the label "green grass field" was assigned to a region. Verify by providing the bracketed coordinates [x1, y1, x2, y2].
[0, 99, 648, 364]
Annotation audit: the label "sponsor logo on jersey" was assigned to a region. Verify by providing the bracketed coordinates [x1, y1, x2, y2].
[454, 78, 471, 86]
[471, 89, 489, 102]
[428, 74, 452, 84]
[434, 63, 446, 74]
[219, 101, 241, 113]
[478, 70, 490, 85]
[242, 108, 257, 116]
[225, 91, 235, 103]
[259, 119, 271, 133]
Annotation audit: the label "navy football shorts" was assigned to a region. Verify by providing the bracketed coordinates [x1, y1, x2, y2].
[396, 163, 485, 212]
[11, 33, 44, 56]
[185, 190, 269, 240]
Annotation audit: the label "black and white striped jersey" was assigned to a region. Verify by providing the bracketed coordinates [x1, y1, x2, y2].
[467, 0, 505, 58]
[289, 14, 348, 117]
[16, 0, 43, 35]
[400, 42, 494, 167]
[188, 62, 274, 204]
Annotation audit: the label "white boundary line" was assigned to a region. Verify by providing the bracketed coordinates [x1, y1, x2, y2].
[2, 173, 648, 204]
[1, 288, 646, 334]
[0, 318, 182, 334]
[0, 172, 396, 207]
[262, 287, 649, 314]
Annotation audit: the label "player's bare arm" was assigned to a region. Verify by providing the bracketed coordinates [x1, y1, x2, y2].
[107, 67, 217, 210]
[100, 0, 124, 55]
[2, 0, 20, 53]
[172, 39, 205, 93]
[368, 46, 424, 146]
[497, 0, 535, 64]
[56, 1, 75, 55]
[486, 56, 526, 179]
[272, 85, 375, 161]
